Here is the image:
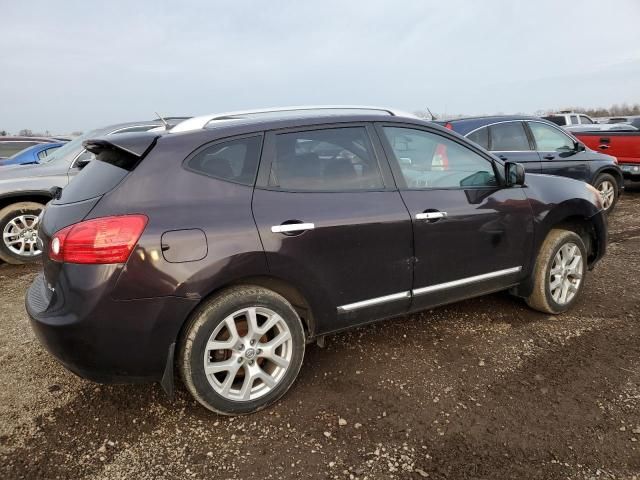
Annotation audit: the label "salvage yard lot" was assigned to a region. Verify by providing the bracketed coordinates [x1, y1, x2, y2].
[1, 187, 639, 480]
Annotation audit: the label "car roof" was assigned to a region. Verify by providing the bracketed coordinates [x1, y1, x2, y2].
[0, 136, 61, 143]
[164, 112, 441, 145]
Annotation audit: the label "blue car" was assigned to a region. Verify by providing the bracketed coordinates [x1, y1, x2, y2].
[441, 116, 624, 212]
[0, 142, 66, 166]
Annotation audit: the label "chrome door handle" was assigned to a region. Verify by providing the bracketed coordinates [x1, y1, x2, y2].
[416, 212, 447, 220]
[271, 222, 315, 233]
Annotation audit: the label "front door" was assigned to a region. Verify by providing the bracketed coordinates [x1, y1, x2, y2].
[526, 120, 590, 182]
[252, 124, 413, 332]
[377, 124, 534, 312]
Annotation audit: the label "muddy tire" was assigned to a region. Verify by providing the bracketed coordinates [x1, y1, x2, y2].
[593, 173, 618, 213]
[0, 202, 45, 265]
[178, 285, 305, 415]
[526, 229, 587, 314]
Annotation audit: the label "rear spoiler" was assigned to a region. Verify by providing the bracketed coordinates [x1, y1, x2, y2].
[83, 132, 160, 158]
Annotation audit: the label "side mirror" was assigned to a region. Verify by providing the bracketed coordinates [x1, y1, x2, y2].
[574, 141, 586, 152]
[505, 162, 525, 186]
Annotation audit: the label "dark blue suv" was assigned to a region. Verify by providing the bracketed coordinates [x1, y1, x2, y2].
[443, 116, 623, 212]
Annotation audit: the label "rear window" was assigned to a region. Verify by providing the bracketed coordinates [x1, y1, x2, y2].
[542, 116, 566, 126]
[186, 136, 262, 186]
[56, 149, 138, 204]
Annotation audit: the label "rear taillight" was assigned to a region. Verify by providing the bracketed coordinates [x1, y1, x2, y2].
[49, 215, 148, 264]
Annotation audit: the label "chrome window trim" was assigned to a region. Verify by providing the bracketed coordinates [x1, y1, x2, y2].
[464, 120, 521, 138]
[412, 266, 522, 296]
[464, 119, 575, 152]
[337, 291, 410, 312]
[465, 120, 534, 152]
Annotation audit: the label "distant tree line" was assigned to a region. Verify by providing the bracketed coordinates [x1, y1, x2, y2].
[545, 103, 640, 118]
[414, 102, 640, 121]
[0, 129, 83, 137]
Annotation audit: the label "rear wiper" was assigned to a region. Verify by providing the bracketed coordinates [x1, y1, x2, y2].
[49, 186, 63, 200]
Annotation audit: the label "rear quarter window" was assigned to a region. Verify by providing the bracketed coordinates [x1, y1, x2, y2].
[466, 127, 489, 149]
[186, 135, 262, 186]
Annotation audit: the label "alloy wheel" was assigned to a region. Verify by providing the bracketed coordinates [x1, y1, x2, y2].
[3, 214, 41, 257]
[549, 242, 583, 305]
[597, 180, 615, 210]
[203, 307, 293, 402]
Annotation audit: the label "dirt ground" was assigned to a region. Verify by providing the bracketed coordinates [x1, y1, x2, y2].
[1, 186, 639, 480]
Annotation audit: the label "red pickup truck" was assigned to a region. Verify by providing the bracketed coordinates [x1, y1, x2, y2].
[572, 130, 640, 180]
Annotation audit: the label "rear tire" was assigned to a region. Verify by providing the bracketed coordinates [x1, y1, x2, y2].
[179, 285, 305, 415]
[526, 229, 587, 314]
[0, 202, 45, 265]
[593, 173, 618, 213]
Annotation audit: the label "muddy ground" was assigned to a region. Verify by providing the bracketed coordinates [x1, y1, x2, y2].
[1, 185, 639, 480]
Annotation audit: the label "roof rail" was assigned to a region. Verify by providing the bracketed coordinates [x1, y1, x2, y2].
[169, 105, 416, 133]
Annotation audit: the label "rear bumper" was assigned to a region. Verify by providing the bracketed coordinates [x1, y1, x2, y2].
[26, 272, 198, 384]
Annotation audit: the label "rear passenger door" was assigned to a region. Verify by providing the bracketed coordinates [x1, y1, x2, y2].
[252, 124, 413, 332]
[477, 121, 541, 173]
[526, 121, 590, 182]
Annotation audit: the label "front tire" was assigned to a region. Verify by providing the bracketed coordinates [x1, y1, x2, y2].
[526, 229, 587, 314]
[179, 285, 305, 415]
[593, 173, 618, 213]
[0, 201, 45, 264]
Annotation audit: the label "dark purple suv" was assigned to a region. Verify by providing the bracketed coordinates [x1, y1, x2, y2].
[26, 106, 607, 415]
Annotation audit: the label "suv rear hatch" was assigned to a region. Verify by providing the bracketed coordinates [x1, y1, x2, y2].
[39, 132, 159, 297]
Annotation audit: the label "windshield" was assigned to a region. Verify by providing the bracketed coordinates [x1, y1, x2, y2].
[40, 129, 100, 164]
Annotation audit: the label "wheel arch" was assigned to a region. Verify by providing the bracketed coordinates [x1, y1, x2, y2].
[176, 274, 321, 350]
[514, 212, 605, 298]
[0, 192, 51, 211]
[593, 166, 623, 189]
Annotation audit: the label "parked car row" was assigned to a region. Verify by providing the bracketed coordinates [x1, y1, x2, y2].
[23, 106, 609, 415]
[440, 115, 624, 211]
[0, 118, 189, 264]
[0, 142, 66, 166]
[0, 136, 67, 161]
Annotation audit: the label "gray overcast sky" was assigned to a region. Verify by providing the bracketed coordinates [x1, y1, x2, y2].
[2, 0, 640, 133]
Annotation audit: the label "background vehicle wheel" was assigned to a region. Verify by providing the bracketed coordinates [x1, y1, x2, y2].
[526, 229, 587, 314]
[593, 173, 618, 213]
[0, 202, 45, 264]
[179, 285, 306, 415]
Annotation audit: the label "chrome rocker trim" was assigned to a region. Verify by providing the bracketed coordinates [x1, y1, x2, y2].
[336, 266, 522, 312]
[412, 266, 522, 296]
[337, 291, 411, 312]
